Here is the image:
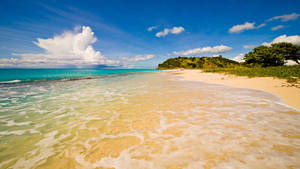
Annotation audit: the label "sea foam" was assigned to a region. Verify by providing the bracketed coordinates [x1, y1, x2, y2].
[0, 71, 299, 169]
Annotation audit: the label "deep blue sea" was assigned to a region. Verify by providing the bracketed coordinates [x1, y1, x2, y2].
[0, 69, 157, 84]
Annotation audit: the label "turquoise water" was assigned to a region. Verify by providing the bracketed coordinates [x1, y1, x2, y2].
[0, 69, 299, 168]
[0, 69, 157, 83]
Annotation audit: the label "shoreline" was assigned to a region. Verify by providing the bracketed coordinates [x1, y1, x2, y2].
[171, 69, 300, 109]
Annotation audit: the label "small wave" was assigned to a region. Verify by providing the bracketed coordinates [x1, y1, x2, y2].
[0, 80, 21, 84]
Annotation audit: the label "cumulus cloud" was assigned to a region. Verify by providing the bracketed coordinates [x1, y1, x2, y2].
[155, 26, 185, 37]
[231, 53, 244, 62]
[0, 26, 119, 68]
[243, 45, 257, 49]
[262, 34, 300, 46]
[122, 54, 155, 62]
[267, 13, 300, 22]
[173, 45, 232, 56]
[229, 22, 265, 33]
[271, 25, 284, 31]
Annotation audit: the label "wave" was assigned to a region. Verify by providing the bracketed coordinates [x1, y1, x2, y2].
[0, 80, 21, 84]
[0, 72, 150, 88]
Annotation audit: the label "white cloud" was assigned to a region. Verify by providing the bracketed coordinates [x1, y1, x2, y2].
[229, 22, 265, 33]
[271, 25, 284, 31]
[156, 29, 169, 37]
[243, 45, 257, 49]
[155, 26, 185, 37]
[147, 26, 157, 31]
[267, 13, 300, 22]
[122, 54, 155, 62]
[0, 26, 119, 68]
[262, 34, 300, 46]
[231, 53, 244, 62]
[170, 27, 185, 34]
[173, 45, 232, 55]
[229, 22, 255, 33]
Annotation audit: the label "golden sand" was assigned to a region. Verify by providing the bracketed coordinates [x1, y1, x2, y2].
[3, 72, 300, 169]
[174, 69, 300, 109]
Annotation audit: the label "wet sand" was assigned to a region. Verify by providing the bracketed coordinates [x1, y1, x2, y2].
[174, 70, 300, 109]
[1, 72, 300, 168]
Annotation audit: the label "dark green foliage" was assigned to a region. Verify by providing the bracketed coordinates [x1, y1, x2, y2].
[270, 42, 300, 64]
[244, 42, 300, 67]
[244, 46, 285, 67]
[157, 55, 240, 69]
[158, 42, 299, 70]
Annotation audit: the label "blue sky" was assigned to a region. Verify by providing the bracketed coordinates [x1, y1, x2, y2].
[0, 0, 299, 68]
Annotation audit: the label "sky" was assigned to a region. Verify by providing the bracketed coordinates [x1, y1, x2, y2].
[0, 0, 299, 68]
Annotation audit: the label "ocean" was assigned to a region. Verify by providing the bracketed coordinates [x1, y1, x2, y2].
[0, 69, 299, 169]
[0, 69, 155, 84]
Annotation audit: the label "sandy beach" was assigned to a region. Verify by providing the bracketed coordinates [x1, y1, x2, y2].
[1, 71, 300, 168]
[173, 69, 300, 109]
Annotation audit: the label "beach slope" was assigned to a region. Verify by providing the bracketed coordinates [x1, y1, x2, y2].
[175, 70, 300, 109]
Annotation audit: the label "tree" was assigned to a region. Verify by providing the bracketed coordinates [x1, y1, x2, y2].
[244, 42, 300, 67]
[270, 42, 300, 64]
[244, 46, 285, 67]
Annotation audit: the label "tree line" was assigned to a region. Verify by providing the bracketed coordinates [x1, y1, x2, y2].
[157, 42, 300, 69]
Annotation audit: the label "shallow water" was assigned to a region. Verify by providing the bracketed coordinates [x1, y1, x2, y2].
[0, 71, 299, 169]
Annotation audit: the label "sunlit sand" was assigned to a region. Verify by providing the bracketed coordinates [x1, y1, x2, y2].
[176, 69, 300, 109]
[1, 72, 299, 169]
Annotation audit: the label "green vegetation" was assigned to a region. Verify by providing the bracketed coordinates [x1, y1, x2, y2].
[202, 65, 300, 83]
[157, 56, 240, 69]
[157, 42, 300, 83]
[244, 42, 300, 67]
